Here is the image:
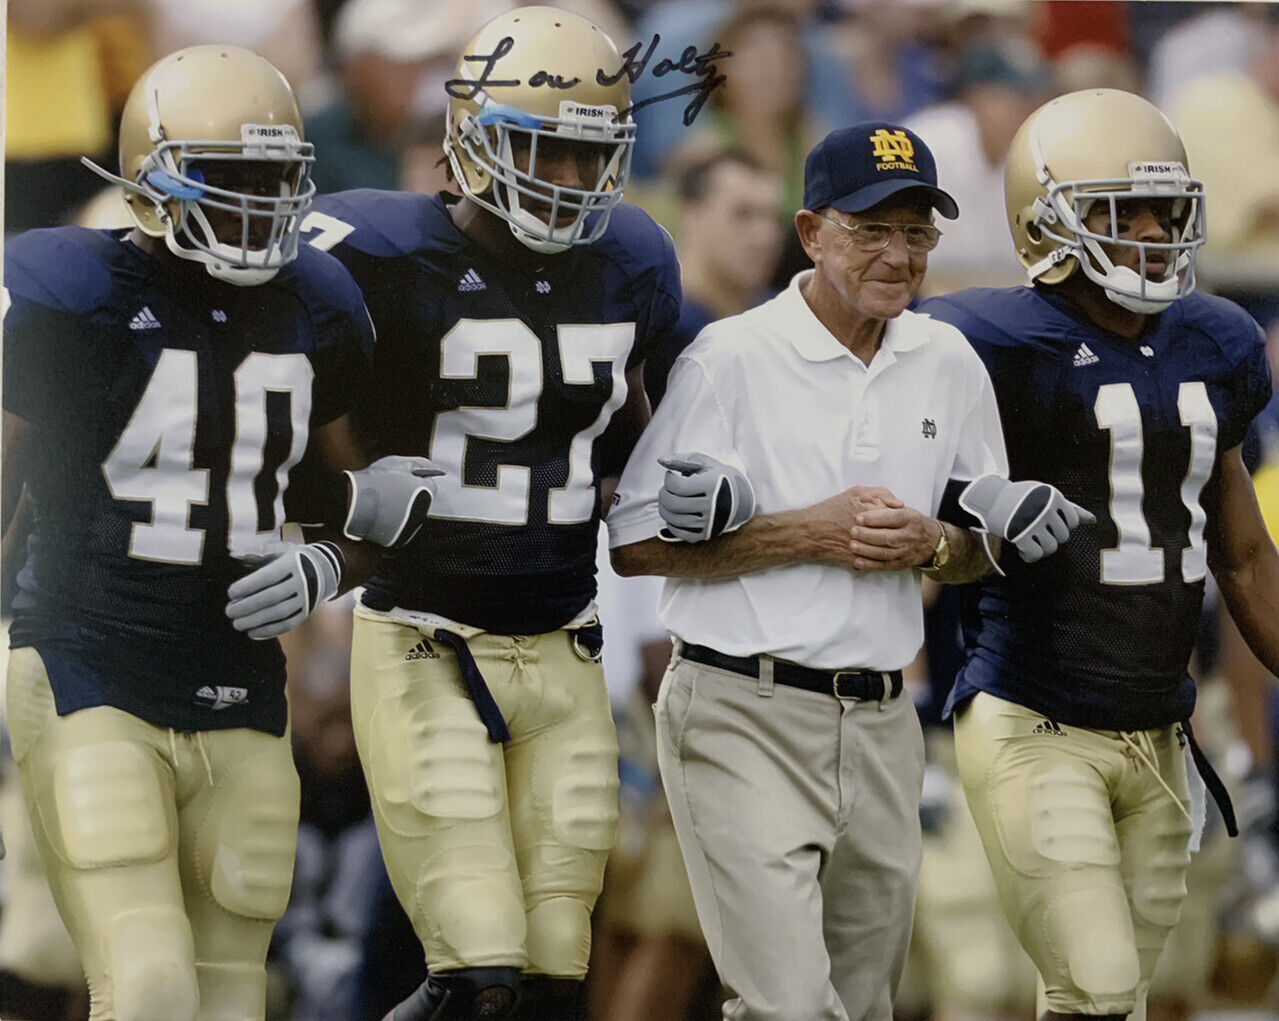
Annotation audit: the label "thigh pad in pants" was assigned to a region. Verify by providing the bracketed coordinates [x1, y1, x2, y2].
[201, 737, 301, 921]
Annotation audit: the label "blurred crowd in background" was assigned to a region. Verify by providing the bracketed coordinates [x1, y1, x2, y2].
[3, 1, 1279, 1019]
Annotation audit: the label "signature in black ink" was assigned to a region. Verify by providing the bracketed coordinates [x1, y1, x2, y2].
[599, 35, 730, 126]
[445, 36, 582, 101]
[443, 33, 730, 128]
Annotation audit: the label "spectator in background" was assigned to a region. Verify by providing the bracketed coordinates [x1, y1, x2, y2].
[1051, 42, 1141, 96]
[5, 0, 150, 233]
[1146, 1, 1262, 112]
[1169, 9, 1279, 315]
[305, 0, 502, 194]
[630, 0, 863, 181]
[826, 0, 950, 125]
[146, 0, 323, 95]
[669, 8, 816, 218]
[645, 150, 784, 405]
[905, 35, 1052, 296]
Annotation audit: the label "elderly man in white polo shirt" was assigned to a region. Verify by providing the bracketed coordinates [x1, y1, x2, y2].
[607, 122, 1092, 1021]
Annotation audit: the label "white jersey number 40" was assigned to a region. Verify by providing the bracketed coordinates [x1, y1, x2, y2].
[102, 349, 312, 564]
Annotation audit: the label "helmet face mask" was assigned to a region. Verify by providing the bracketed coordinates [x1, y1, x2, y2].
[1005, 88, 1207, 315]
[84, 45, 315, 286]
[145, 136, 316, 285]
[1030, 162, 1204, 315]
[444, 7, 636, 256]
[449, 104, 634, 254]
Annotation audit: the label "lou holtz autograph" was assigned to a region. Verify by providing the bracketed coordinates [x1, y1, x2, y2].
[446, 33, 731, 127]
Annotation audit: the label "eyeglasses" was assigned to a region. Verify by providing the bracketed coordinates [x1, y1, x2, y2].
[821, 214, 942, 253]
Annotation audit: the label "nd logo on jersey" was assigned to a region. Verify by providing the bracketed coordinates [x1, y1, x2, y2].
[870, 129, 917, 173]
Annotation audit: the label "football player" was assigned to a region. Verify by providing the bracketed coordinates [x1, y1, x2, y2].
[0, 45, 425, 1020]
[302, 7, 681, 1020]
[916, 89, 1279, 1021]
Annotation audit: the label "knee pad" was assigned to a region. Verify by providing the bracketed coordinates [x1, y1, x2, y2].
[50, 741, 171, 868]
[194, 961, 267, 1020]
[109, 905, 198, 1021]
[523, 896, 592, 977]
[418, 844, 525, 967]
[206, 750, 300, 921]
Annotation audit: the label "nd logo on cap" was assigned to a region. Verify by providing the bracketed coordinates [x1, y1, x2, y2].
[870, 129, 917, 173]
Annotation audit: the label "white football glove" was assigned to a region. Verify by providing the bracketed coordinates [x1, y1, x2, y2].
[657, 453, 756, 543]
[959, 473, 1096, 564]
[225, 540, 343, 640]
[343, 456, 445, 548]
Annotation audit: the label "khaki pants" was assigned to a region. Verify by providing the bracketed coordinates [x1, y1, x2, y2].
[6, 646, 300, 1021]
[952, 691, 1193, 1016]
[349, 606, 619, 977]
[655, 650, 925, 1021]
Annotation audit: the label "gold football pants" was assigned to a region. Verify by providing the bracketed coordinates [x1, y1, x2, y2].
[5, 646, 300, 1021]
[350, 606, 619, 977]
[953, 691, 1193, 1016]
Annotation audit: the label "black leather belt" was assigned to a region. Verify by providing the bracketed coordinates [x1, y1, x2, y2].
[680, 642, 903, 702]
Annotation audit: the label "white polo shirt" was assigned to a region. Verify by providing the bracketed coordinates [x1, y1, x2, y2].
[607, 271, 1008, 671]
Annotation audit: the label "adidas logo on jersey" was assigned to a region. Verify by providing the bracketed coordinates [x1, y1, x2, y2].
[1072, 343, 1098, 367]
[1031, 718, 1066, 737]
[404, 640, 439, 661]
[457, 269, 486, 292]
[129, 306, 162, 331]
[196, 685, 249, 711]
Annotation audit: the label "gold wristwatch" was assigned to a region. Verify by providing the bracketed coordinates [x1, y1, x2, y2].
[923, 523, 950, 576]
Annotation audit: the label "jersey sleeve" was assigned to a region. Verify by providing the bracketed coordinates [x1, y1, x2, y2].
[2, 231, 111, 426]
[300, 255, 376, 428]
[607, 351, 739, 548]
[629, 224, 683, 372]
[3, 294, 64, 425]
[1222, 318, 1274, 451]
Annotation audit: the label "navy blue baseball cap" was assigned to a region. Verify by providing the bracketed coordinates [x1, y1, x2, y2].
[803, 122, 959, 220]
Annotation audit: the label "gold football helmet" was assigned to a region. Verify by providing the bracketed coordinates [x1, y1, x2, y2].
[1005, 88, 1205, 313]
[84, 45, 315, 285]
[444, 6, 636, 254]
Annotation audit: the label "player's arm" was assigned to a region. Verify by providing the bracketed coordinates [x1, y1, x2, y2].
[600, 365, 651, 510]
[2, 411, 31, 543]
[614, 484, 912, 579]
[1207, 443, 1279, 677]
[224, 412, 442, 638]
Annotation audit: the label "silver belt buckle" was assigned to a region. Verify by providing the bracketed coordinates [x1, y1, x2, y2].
[832, 670, 889, 704]
[832, 670, 863, 701]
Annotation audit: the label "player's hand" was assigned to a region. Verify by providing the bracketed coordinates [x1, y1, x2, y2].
[344, 456, 445, 548]
[848, 505, 941, 571]
[225, 540, 343, 640]
[959, 473, 1096, 564]
[657, 453, 756, 543]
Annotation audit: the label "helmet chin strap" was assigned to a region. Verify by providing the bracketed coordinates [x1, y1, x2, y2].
[1078, 233, 1180, 314]
[166, 205, 282, 286]
[507, 208, 573, 254]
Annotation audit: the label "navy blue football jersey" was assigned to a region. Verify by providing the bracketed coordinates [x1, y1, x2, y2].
[3, 227, 373, 735]
[306, 191, 682, 634]
[920, 286, 1272, 731]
